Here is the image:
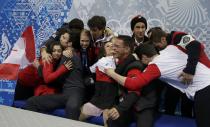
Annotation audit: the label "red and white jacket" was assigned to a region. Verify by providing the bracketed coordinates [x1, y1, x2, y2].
[125, 45, 210, 100]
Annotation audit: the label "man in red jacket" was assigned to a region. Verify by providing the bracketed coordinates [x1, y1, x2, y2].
[105, 43, 210, 127]
[106, 35, 158, 127]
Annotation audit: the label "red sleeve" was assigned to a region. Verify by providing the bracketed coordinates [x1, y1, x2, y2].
[43, 63, 68, 83]
[124, 64, 161, 91]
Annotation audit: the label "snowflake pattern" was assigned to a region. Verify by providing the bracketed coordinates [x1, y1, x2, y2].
[0, 0, 72, 106]
[0, 80, 16, 106]
[0, 97, 4, 104]
[0, 0, 73, 62]
[67, 0, 210, 57]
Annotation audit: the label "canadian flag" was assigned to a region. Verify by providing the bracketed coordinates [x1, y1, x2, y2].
[0, 26, 36, 80]
[0, 26, 35, 105]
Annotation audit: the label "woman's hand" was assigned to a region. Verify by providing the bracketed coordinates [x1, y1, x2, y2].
[63, 49, 73, 58]
[41, 51, 52, 64]
[64, 60, 73, 70]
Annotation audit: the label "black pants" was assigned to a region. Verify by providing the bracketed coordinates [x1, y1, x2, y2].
[14, 82, 34, 100]
[194, 85, 210, 127]
[107, 108, 156, 127]
[164, 85, 194, 117]
[25, 87, 84, 120]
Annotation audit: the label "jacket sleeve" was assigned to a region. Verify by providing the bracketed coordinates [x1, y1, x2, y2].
[184, 40, 201, 75]
[124, 64, 161, 91]
[43, 62, 68, 84]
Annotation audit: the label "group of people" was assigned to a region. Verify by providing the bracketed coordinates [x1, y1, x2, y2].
[14, 15, 210, 127]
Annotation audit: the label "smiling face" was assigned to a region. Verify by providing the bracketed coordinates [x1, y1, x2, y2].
[112, 38, 130, 60]
[51, 45, 62, 61]
[104, 41, 113, 56]
[80, 31, 90, 49]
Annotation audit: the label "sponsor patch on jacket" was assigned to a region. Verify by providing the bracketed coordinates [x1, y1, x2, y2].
[178, 35, 195, 49]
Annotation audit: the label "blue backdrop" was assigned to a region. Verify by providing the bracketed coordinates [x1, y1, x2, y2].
[0, 0, 72, 105]
[0, 0, 73, 62]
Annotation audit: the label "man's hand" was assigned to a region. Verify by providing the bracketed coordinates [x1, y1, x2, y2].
[64, 60, 73, 70]
[104, 28, 114, 37]
[104, 68, 115, 77]
[108, 108, 120, 120]
[41, 52, 52, 64]
[63, 49, 73, 58]
[178, 72, 194, 85]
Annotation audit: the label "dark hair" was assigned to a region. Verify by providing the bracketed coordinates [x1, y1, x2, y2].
[150, 28, 167, 43]
[49, 41, 63, 54]
[55, 27, 70, 38]
[116, 35, 135, 53]
[87, 15, 106, 30]
[60, 23, 69, 29]
[69, 29, 81, 50]
[130, 15, 147, 31]
[147, 27, 162, 36]
[134, 42, 158, 59]
[58, 28, 81, 50]
[59, 28, 71, 39]
[68, 18, 84, 30]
